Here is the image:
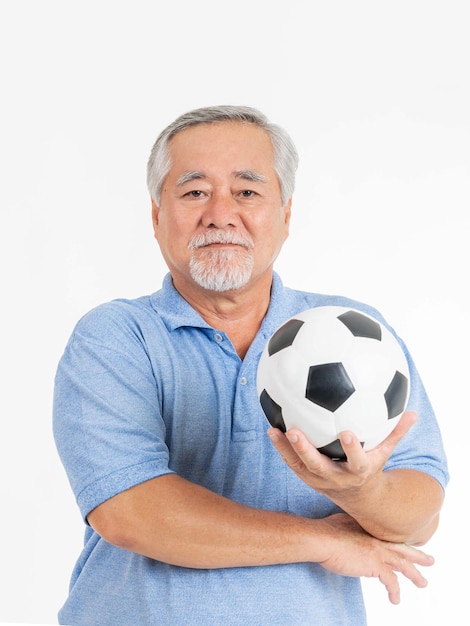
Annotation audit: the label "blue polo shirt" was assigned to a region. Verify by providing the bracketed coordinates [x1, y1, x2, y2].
[53, 273, 448, 625]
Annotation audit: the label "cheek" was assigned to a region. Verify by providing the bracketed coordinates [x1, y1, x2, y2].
[157, 214, 201, 261]
[157, 211, 193, 239]
[259, 212, 290, 242]
[253, 224, 288, 262]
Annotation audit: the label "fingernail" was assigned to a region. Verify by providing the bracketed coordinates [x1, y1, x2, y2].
[286, 432, 299, 444]
[267, 429, 279, 442]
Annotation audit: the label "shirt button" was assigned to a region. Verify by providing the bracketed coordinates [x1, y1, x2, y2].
[240, 377, 247, 385]
[214, 333, 223, 343]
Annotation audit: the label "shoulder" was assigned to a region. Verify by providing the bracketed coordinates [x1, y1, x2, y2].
[267, 274, 394, 338]
[276, 285, 389, 327]
[76, 295, 149, 326]
[67, 294, 165, 352]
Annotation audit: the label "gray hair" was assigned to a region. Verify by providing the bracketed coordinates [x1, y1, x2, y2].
[146, 105, 299, 206]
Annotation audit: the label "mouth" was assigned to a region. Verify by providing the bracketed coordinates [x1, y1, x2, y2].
[188, 233, 254, 251]
[203, 242, 242, 248]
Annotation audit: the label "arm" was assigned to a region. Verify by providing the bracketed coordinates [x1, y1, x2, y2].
[88, 471, 433, 605]
[268, 411, 444, 546]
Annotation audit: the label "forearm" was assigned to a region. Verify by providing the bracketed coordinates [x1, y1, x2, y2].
[268, 414, 445, 546]
[88, 474, 330, 568]
[88, 472, 437, 604]
[331, 468, 444, 545]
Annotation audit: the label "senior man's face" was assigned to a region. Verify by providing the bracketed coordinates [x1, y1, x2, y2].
[151, 121, 291, 294]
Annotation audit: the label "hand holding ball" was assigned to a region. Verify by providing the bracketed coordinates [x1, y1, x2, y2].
[257, 306, 410, 460]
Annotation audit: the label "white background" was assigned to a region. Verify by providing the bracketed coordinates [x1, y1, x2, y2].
[0, 1, 468, 624]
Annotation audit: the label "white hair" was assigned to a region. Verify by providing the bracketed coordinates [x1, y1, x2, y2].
[146, 105, 298, 206]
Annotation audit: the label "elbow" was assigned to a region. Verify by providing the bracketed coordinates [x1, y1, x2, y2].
[87, 503, 140, 552]
[409, 512, 441, 547]
[388, 473, 445, 546]
[384, 510, 442, 547]
[368, 507, 442, 546]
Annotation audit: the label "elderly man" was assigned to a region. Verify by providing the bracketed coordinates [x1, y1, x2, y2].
[53, 105, 448, 625]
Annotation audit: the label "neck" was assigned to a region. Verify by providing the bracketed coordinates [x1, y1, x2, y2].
[172, 274, 273, 359]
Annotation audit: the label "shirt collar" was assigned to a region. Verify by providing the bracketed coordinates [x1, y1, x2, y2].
[149, 274, 210, 331]
[149, 272, 290, 335]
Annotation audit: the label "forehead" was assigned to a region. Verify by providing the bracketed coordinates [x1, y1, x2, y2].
[167, 121, 275, 170]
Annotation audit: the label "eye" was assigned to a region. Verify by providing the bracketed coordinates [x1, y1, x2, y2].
[239, 190, 256, 198]
[184, 189, 205, 198]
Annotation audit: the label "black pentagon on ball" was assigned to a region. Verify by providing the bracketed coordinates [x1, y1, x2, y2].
[268, 318, 304, 356]
[259, 389, 287, 431]
[318, 438, 347, 460]
[338, 310, 382, 341]
[385, 371, 409, 419]
[318, 438, 365, 461]
[306, 362, 355, 412]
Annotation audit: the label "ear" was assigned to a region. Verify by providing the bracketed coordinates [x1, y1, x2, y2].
[151, 198, 160, 235]
[283, 198, 292, 235]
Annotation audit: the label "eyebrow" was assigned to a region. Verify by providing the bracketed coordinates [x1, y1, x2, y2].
[176, 169, 268, 186]
[234, 169, 268, 183]
[176, 171, 206, 186]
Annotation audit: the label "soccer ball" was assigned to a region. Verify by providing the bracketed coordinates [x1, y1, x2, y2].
[257, 306, 410, 460]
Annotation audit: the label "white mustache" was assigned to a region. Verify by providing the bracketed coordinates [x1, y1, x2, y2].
[188, 231, 254, 250]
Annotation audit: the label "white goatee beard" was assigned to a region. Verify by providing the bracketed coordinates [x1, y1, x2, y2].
[188, 231, 255, 292]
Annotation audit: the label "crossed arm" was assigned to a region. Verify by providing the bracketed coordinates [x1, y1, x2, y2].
[267, 411, 443, 545]
[88, 412, 444, 605]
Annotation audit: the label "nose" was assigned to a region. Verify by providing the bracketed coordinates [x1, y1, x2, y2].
[201, 190, 239, 229]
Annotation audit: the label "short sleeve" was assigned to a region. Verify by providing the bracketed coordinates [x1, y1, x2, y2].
[384, 343, 449, 491]
[53, 303, 175, 520]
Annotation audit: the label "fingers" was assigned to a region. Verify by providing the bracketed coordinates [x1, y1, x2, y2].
[369, 547, 432, 605]
[391, 542, 434, 569]
[337, 431, 369, 472]
[378, 569, 401, 605]
[267, 427, 332, 478]
[268, 426, 374, 490]
[377, 411, 418, 457]
[267, 426, 375, 493]
[268, 412, 419, 476]
[381, 544, 433, 604]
